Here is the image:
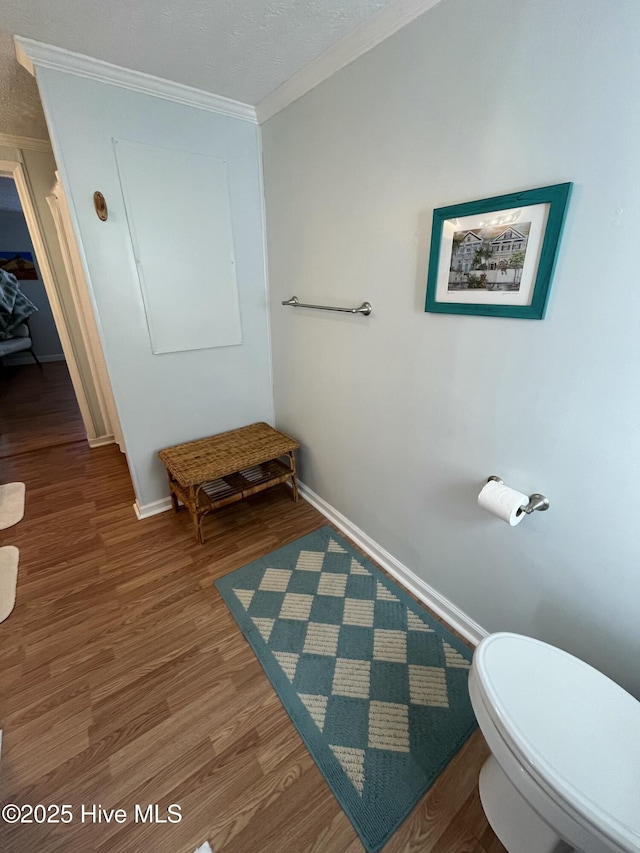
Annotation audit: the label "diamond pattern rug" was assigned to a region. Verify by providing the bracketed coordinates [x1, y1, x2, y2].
[215, 526, 476, 852]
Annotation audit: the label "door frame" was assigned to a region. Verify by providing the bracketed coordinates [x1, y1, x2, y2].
[46, 174, 124, 450]
[0, 147, 118, 447]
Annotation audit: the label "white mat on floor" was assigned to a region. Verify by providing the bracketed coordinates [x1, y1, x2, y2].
[193, 844, 212, 853]
[0, 546, 19, 623]
[0, 482, 25, 530]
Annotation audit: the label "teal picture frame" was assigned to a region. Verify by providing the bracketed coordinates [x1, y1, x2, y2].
[424, 182, 572, 319]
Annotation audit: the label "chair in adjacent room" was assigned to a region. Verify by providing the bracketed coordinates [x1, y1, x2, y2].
[0, 319, 41, 368]
[0, 268, 40, 370]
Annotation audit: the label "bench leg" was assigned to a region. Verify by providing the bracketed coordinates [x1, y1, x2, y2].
[168, 474, 180, 512]
[288, 451, 299, 502]
[189, 486, 206, 544]
[194, 513, 205, 545]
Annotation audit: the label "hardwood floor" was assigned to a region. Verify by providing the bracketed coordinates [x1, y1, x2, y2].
[0, 363, 86, 458]
[0, 367, 506, 852]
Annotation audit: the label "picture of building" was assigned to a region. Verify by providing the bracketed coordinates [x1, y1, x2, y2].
[448, 222, 531, 290]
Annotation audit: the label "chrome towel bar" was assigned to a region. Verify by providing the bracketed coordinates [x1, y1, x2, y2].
[282, 296, 372, 316]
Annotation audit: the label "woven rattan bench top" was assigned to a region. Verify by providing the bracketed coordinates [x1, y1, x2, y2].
[158, 422, 299, 486]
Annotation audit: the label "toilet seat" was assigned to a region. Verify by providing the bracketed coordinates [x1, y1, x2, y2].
[471, 633, 640, 853]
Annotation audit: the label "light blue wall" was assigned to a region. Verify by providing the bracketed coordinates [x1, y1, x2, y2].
[263, 0, 640, 694]
[35, 70, 273, 509]
[0, 207, 63, 359]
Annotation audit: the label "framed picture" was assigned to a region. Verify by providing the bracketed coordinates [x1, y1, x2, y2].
[424, 183, 572, 319]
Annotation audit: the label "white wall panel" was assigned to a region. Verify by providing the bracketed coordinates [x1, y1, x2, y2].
[113, 139, 242, 354]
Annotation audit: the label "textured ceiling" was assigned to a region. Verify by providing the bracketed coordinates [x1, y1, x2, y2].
[1, 0, 397, 106]
[0, 28, 48, 140]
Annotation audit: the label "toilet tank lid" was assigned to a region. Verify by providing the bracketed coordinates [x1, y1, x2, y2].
[474, 633, 640, 848]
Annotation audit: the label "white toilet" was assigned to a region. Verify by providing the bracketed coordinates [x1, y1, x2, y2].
[468, 632, 640, 853]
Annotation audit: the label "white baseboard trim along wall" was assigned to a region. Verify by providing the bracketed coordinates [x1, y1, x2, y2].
[297, 481, 487, 647]
[133, 478, 487, 645]
[87, 434, 115, 449]
[133, 496, 172, 520]
[5, 354, 65, 365]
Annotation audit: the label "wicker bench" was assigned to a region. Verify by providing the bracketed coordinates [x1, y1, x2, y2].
[158, 422, 299, 544]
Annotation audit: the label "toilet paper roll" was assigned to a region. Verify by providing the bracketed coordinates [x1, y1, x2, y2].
[478, 480, 529, 526]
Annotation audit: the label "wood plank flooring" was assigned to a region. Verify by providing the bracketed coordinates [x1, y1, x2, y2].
[0, 362, 86, 458]
[0, 366, 506, 853]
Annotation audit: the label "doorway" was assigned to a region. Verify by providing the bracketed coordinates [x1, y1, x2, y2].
[0, 175, 87, 456]
[0, 140, 124, 454]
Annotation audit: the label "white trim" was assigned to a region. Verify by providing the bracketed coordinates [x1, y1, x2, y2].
[2, 354, 65, 365]
[132, 478, 486, 644]
[0, 157, 97, 443]
[46, 175, 125, 451]
[15, 36, 258, 125]
[0, 145, 121, 451]
[133, 497, 172, 520]
[256, 129, 276, 428]
[0, 133, 50, 152]
[297, 480, 487, 646]
[87, 434, 115, 448]
[256, 0, 444, 122]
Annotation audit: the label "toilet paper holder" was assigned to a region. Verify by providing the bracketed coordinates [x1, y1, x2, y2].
[487, 476, 550, 515]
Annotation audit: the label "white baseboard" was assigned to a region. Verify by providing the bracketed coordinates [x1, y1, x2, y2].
[3, 353, 65, 365]
[133, 497, 172, 520]
[132, 479, 487, 644]
[87, 434, 115, 448]
[38, 354, 66, 362]
[298, 480, 487, 646]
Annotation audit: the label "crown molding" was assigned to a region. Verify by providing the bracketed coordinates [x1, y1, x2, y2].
[15, 36, 258, 125]
[0, 133, 51, 153]
[256, 0, 443, 123]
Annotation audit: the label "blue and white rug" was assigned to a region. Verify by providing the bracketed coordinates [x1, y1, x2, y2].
[216, 526, 476, 852]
